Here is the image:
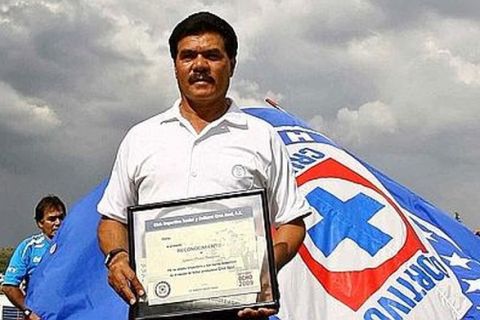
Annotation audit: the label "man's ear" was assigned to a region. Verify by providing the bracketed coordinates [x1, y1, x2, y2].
[230, 58, 236, 77]
[36, 220, 43, 229]
[173, 56, 180, 78]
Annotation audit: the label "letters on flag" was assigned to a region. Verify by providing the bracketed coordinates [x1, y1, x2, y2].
[26, 106, 480, 320]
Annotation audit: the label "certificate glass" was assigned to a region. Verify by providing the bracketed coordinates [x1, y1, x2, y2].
[127, 189, 279, 319]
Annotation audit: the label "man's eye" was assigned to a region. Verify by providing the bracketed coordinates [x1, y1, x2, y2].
[206, 53, 221, 60]
[179, 52, 195, 61]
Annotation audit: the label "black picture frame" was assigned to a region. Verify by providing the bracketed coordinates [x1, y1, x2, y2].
[127, 189, 279, 320]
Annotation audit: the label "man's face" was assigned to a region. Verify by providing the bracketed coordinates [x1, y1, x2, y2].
[174, 32, 235, 105]
[37, 207, 65, 239]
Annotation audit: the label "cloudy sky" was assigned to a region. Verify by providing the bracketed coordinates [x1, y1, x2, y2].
[1, 0, 479, 247]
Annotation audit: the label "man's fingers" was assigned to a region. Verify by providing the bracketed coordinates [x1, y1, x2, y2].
[109, 272, 136, 304]
[109, 264, 140, 305]
[120, 279, 137, 305]
[237, 307, 276, 319]
[257, 308, 276, 316]
[126, 268, 145, 297]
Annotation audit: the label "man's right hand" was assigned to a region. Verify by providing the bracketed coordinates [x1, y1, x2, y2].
[107, 252, 145, 305]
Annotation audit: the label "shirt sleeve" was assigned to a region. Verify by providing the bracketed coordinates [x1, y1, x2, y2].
[267, 130, 311, 228]
[97, 133, 137, 224]
[3, 240, 29, 286]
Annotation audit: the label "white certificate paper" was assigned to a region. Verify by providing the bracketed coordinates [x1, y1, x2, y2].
[144, 206, 261, 306]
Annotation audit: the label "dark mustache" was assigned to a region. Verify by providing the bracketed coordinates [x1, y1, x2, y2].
[189, 73, 214, 84]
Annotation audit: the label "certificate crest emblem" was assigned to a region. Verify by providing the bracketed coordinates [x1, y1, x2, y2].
[155, 281, 171, 298]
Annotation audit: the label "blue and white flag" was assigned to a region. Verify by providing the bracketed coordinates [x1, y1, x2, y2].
[27, 106, 480, 319]
[245, 106, 480, 320]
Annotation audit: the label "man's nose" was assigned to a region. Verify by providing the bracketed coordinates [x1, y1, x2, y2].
[192, 55, 209, 71]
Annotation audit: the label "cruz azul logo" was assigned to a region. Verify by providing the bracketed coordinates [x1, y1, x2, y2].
[280, 129, 427, 311]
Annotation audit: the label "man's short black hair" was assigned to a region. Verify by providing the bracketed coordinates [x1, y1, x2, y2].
[35, 195, 66, 222]
[169, 11, 238, 60]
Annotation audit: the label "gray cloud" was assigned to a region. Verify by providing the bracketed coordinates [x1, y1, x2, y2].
[1, 0, 479, 246]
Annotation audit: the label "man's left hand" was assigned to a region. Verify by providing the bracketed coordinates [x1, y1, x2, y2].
[237, 307, 276, 319]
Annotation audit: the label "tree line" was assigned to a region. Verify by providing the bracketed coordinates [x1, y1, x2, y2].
[0, 247, 14, 274]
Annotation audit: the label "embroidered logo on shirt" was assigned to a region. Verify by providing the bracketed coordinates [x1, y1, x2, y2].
[232, 164, 246, 178]
[7, 267, 17, 273]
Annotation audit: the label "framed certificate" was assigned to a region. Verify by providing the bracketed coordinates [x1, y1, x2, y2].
[127, 189, 279, 319]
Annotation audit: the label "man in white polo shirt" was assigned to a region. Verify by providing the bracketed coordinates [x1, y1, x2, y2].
[97, 11, 310, 319]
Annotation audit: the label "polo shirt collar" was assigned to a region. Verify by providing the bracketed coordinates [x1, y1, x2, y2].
[159, 98, 247, 127]
[158, 100, 182, 124]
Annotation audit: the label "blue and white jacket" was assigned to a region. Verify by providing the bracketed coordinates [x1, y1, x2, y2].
[3, 233, 52, 286]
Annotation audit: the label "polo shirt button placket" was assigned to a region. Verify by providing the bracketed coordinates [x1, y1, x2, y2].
[189, 139, 199, 197]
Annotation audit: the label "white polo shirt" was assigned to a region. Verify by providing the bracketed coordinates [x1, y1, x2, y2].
[97, 99, 310, 227]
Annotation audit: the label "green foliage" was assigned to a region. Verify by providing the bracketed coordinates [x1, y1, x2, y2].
[0, 247, 14, 273]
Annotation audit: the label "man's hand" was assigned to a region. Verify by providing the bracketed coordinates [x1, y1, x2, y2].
[237, 307, 277, 319]
[107, 251, 145, 305]
[26, 311, 41, 320]
[2, 285, 42, 320]
[98, 217, 145, 304]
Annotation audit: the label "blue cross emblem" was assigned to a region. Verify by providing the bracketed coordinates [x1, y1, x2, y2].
[306, 187, 392, 257]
